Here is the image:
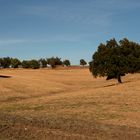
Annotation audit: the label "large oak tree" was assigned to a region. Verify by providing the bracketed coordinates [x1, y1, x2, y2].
[89, 38, 140, 83]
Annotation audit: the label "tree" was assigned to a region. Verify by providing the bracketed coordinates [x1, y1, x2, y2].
[63, 59, 71, 66]
[80, 59, 87, 67]
[22, 60, 30, 68]
[38, 58, 47, 68]
[89, 38, 140, 83]
[47, 57, 62, 68]
[11, 58, 21, 68]
[0, 58, 3, 68]
[0, 57, 11, 68]
[119, 38, 140, 73]
[47, 57, 56, 68]
[29, 60, 40, 69]
[54, 57, 63, 65]
[22, 60, 40, 69]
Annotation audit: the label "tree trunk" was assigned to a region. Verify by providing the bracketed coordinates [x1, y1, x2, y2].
[117, 74, 122, 83]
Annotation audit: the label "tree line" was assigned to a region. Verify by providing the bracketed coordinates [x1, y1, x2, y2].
[0, 57, 87, 69]
[89, 38, 140, 83]
[1, 38, 139, 83]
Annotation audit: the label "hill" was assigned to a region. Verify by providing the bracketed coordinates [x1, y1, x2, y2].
[0, 68, 140, 139]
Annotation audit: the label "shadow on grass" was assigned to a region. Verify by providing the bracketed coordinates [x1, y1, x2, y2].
[103, 83, 117, 87]
[103, 80, 131, 87]
[0, 75, 11, 78]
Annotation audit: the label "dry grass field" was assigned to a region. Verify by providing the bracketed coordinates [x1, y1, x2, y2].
[0, 68, 140, 140]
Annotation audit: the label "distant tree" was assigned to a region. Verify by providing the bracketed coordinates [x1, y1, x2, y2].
[89, 38, 140, 83]
[47, 57, 62, 68]
[38, 58, 47, 68]
[0, 57, 11, 68]
[29, 60, 40, 69]
[0, 58, 3, 68]
[11, 58, 21, 68]
[80, 59, 87, 67]
[63, 59, 71, 67]
[54, 57, 63, 65]
[22, 60, 30, 68]
[47, 57, 56, 68]
[22, 60, 40, 69]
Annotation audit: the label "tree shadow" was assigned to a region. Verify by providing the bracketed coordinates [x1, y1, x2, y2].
[103, 83, 117, 87]
[103, 80, 131, 87]
[0, 75, 12, 78]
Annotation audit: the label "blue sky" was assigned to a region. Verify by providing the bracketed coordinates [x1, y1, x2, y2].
[0, 0, 140, 64]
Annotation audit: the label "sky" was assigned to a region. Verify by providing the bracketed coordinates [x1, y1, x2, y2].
[0, 0, 140, 64]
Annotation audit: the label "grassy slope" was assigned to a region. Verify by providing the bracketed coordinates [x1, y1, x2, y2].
[0, 68, 140, 140]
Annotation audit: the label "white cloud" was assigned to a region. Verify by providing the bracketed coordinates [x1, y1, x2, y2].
[0, 39, 27, 44]
[0, 36, 83, 45]
[22, 4, 112, 27]
[18, 0, 140, 26]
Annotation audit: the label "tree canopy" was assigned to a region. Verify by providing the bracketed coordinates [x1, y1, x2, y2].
[89, 38, 140, 83]
[38, 58, 47, 68]
[80, 59, 87, 66]
[0, 57, 71, 69]
[11, 58, 21, 68]
[47, 57, 62, 68]
[63, 59, 71, 67]
[0, 57, 11, 68]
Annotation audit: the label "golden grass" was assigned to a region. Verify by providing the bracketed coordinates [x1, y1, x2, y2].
[0, 68, 140, 139]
